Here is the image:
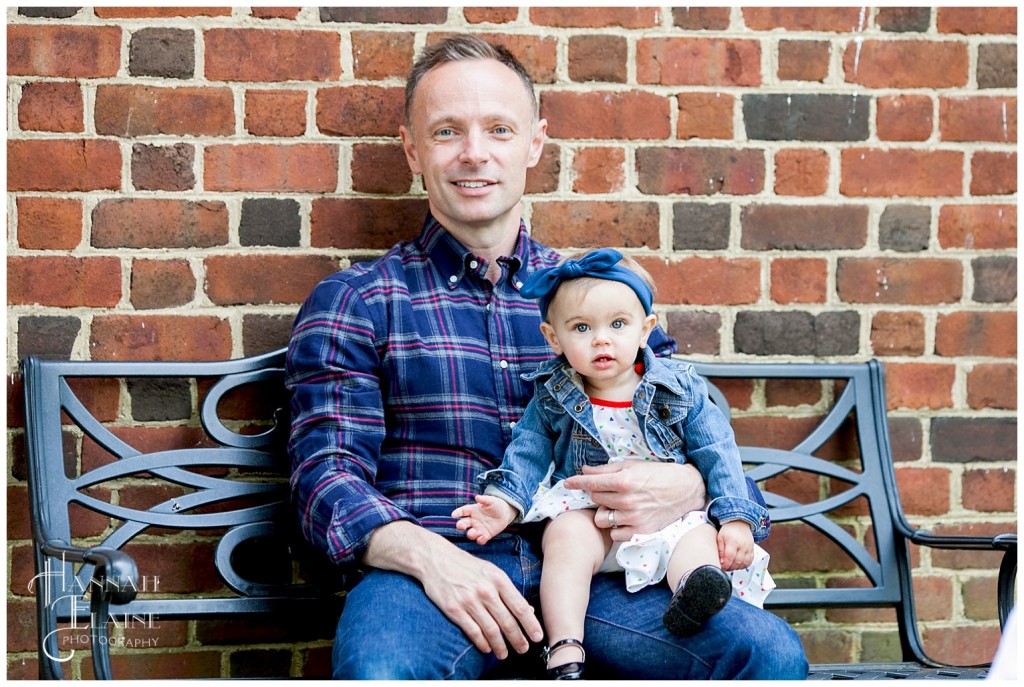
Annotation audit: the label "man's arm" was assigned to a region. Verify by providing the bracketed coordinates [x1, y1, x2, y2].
[364, 521, 543, 658]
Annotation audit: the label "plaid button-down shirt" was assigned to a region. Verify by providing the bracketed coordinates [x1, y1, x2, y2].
[286, 214, 675, 565]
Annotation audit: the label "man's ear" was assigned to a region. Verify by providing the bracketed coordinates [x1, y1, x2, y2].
[399, 125, 421, 174]
[638, 313, 658, 349]
[527, 118, 548, 168]
[540, 321, 562, 355]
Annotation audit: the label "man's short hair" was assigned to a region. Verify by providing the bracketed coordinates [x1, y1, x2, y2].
[405, 34, 538, 124]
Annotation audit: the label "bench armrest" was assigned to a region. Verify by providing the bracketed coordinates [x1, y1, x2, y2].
[908, 530, 1017, 631]
[40, 541, 139, 679]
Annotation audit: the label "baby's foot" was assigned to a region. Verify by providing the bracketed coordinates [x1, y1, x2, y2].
[662, 565, 732, 636]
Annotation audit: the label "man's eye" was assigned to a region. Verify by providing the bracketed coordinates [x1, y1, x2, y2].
[436, 128, 455, 137]
[493, 126, 512, 135]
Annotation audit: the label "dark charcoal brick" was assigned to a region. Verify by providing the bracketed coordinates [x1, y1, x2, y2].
[977, 43, 1017, 89]
[734, 310, 859, 356]
[320, 7, 448, 23]
[240, 198, 301, 247]
[129, 28, 195, 79]
[744, 94, 870, 142]
[741, 204, 867, 250]
[128, 378, 192, 422]
[18, 316, 81, 360]
[879, 205, 931, 252]
[876, 7, 931, 33]
[931, 417, 1017, 463]
[132, 143, 195, 192]
[242, 314, 296, 356]
[664, 311, 722, 355]
[972, 256, 1017, 303]
[19, 7, 81, 18]
[673, 203, 731, 250]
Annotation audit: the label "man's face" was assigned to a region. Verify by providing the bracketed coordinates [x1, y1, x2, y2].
[400, 58, 547, 238]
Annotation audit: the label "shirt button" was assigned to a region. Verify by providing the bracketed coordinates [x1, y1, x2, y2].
[449, 275, 458, 284]
[510, 421, 517, 429]
[470, 260, 479, 269]
[514, 281, 523, 289]
[499, 360, 509, 369]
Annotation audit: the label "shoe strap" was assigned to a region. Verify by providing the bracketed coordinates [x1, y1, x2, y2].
[541, 638, 586, 666]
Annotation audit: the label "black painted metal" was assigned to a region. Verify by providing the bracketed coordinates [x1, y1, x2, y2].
[23, 353, 1014, 679]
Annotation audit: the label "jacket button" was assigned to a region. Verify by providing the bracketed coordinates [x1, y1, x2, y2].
[659, 406, 671, 419]
[574, 404, 584, 412]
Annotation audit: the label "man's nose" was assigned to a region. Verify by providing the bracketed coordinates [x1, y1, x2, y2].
[459, 130, 490, 165]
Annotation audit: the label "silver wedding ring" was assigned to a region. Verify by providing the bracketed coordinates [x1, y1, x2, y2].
[608, 510, 618, 529]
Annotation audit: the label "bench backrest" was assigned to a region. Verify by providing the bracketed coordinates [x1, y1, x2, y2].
[23, 352, 924, 676]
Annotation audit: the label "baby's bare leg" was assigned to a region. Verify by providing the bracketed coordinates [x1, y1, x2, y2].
[540, 509, 611, 668]
[666, 522, 720, 591]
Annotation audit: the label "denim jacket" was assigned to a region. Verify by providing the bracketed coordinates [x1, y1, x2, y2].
[478, 347, 770, 541]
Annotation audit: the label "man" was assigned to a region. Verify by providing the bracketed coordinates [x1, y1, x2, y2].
[286, 34, 808, 680]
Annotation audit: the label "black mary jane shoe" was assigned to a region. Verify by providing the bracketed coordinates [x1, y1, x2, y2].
[541, 638, 586, 680]
[662, 564, 732, 636]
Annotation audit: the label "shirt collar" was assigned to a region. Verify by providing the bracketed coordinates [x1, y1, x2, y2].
[416, 213, 529, 290]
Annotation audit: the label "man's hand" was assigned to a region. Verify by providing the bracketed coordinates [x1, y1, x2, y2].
[364, 521, 544, 659]
[452, 495, 517, 545]
[563, 461, 705, 541]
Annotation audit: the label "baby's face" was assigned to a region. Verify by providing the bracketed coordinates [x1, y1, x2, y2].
[540, 280, 657, 395]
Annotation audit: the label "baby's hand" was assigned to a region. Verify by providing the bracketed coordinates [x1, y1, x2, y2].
[718, 520, 755, 571]
[451, 495, 517, 545]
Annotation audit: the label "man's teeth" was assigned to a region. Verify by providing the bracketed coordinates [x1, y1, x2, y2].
[455, 181, 488, 188]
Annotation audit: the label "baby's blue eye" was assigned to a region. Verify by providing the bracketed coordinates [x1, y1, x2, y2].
[612, 320, 625, 329]
[574, 324, 589, 333]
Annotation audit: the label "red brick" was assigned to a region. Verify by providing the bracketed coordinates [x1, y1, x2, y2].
[935, 312, 1016, 358]
[885, 363, 956, 410]
[568, 35, 627, 83]
[841, 149, 962, 197]
[837, 258, 962, 305]
[531, 202, 659, 249]
[458, 33, 558, 85]
[643, 257, 760, 306]
[920, 626, 1002, 668]
[971, 152, 1017, 196]
[351, 143, 414, 194]
[205, 255, 339, 306]
[310, 198, 428, 249]
[95, 7, 231, 18]
[95, 85, 234, 137]
[673, 7, 731, 30]
[967, 363, 1017, 410]
[895, 467, 952, 515]
[245, 90, 307, 137]
[82, 426, 216, 472]
[131, 259, 196, 310]
[843, 40, 968, 88]
[529, 6, 659, 28]
[104, 651, 223, 680]
[542, 90, 671, 140]
[15, 197, 82, 250]
[6, 599, 37, 653]
[940, 96, 1016, 143]
[937, 7, 1018, 35]
[931, 522, 1016, 569]
[351, 31, 415, 80]
[774, 148, 829, 196]
[463, 7, 520, 24]
[571, 147, 626, 194]
[7, 24, 120, 77]
[17, 81, 83, 132]
[204, 144, 338, 193]
[316, 86, 405, 137]
[938, 204, 1016, 249]
[770, 258, 827, 304]
[8, 139, 121, 192]
[251, 7, 301, 20]
[764, 379, 823, 408]
[778, 40, 830, 82]
[876, 95, 934, 142]
[636, 38, 761, 87]
[8, 256, 121, 308]
[766, 522, 859, 573]
[92, 199, 228, 249]
[963, 468, 1016, 513]
[870, 311, 926, 357]
[7, 486, 32, 541]
[743, 7, 868, 32]
[677, 92, 734, 140]
[90, 316, 232, 361]
[638, 148, 764, 196]
[205, 29, 341, 82]
[526, 143, 561, 195]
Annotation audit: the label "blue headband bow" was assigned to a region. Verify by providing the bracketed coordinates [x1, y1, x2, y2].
[520, 248, 654, 319]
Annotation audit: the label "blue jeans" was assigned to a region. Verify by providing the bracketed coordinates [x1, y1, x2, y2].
[332, 535, 808, 680]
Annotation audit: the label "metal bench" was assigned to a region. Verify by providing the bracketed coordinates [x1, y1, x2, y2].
[21, 352, 1015, 679]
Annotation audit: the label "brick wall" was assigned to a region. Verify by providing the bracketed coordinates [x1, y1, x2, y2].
[6, 5, 1016, 679]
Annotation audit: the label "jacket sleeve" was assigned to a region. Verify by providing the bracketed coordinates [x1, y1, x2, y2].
[679, 367, 771, 542]
[285, 276, 415, 566]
